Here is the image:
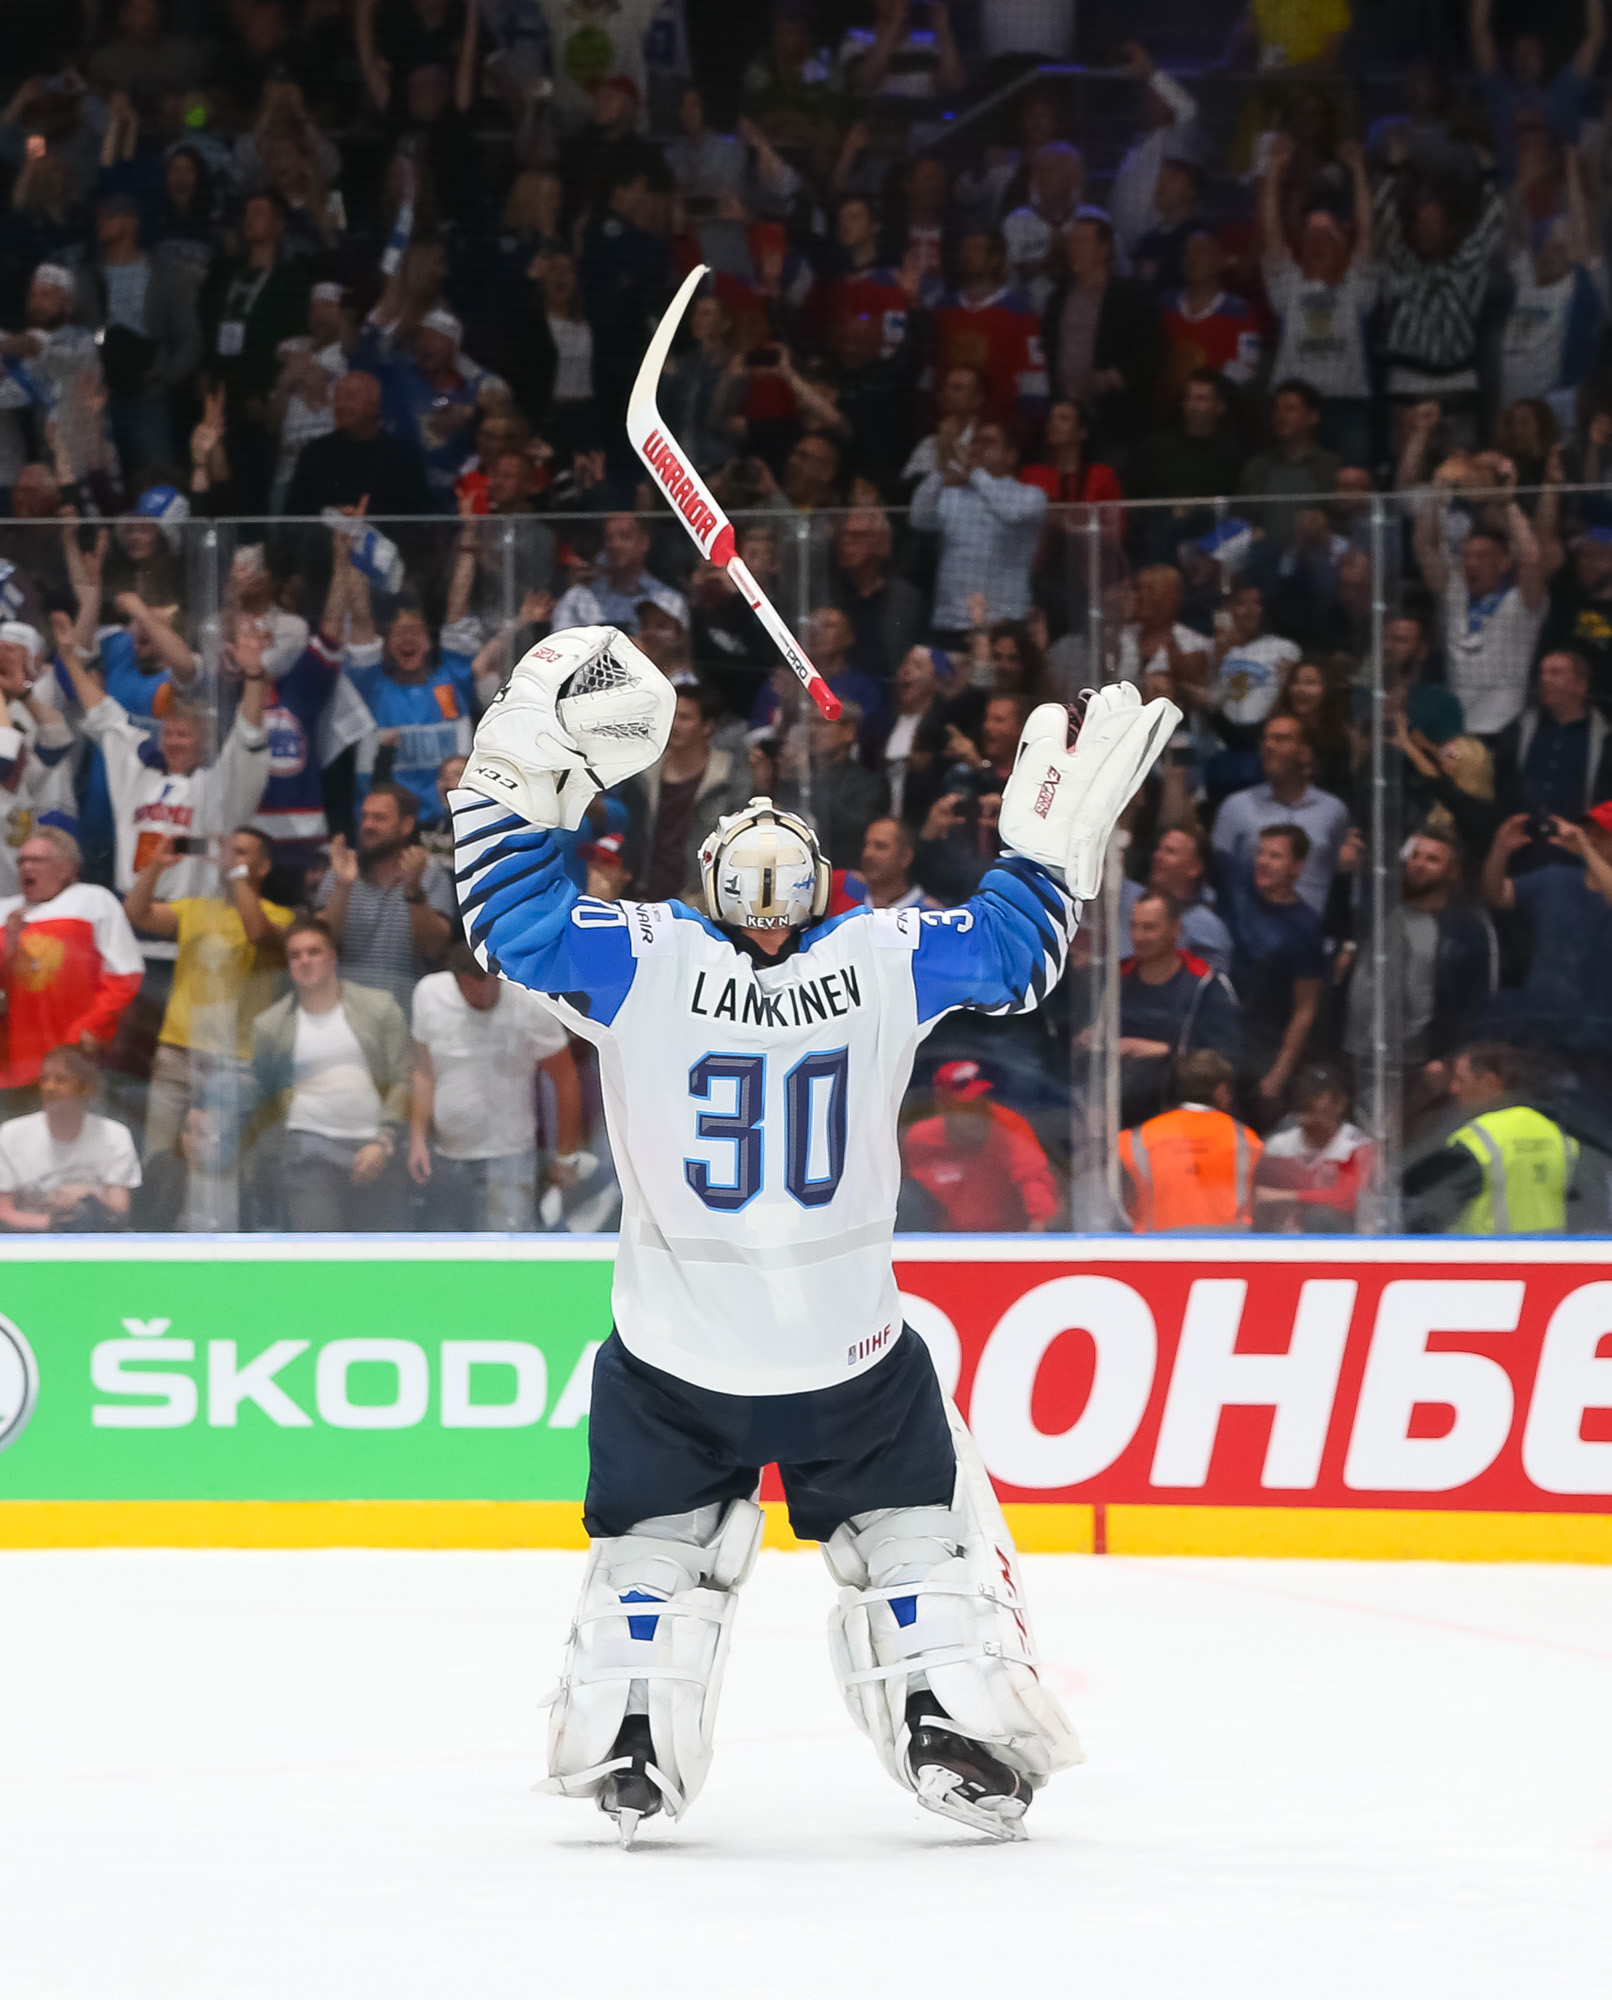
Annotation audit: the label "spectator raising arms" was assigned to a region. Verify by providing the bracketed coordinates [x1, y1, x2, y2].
[0, 619, 77, 897]
[1372, 151, 1506, 436]
[123, 828, 295, 1159]
[1109, 43, 1201, 259]
[1260, 134, 1376, 466]
[1481, 801, 1612, 1050]
[1410, 446, 1548, 737]
[324, 538, 486, 812]
[56, 615, 271, 918]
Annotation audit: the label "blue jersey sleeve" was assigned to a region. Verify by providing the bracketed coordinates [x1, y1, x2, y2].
[452, 789, 638, 1026]
[437, 645, 476, 716]
[342, 655, 383, 707]
[99, 628, 171, 716]
[909, 854, 1076, 1025]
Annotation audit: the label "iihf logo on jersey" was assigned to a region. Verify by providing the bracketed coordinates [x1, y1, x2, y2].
[847, 1322, 894, 1368]
[0, 1313, 38, 1455]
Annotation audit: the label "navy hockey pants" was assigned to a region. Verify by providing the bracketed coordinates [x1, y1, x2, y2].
[583, 1329, 957, 1544]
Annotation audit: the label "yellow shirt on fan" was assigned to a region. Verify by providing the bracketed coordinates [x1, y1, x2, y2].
[1252, 0, 1350, 69]
[159, 896, 295, 1059]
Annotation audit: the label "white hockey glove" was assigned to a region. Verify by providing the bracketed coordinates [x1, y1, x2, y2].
[998, 686, 1180, 900]
[461, 624, 675, 830]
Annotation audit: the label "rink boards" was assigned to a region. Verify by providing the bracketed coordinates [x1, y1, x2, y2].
[0, 1235, 1609, 1561]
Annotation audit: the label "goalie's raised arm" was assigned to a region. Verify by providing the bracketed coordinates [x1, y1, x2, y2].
[452, 622, 676, 1009]
[902, 683, 1181, 1022]
[450, 790, 640, 1017]
[462, 624, 676, 832]
[999, 685, 1181, 900]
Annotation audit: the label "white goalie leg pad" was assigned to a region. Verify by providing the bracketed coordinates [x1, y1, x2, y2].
[542, 1497, 763, 1819]
[823, 1401, 1081, 1795]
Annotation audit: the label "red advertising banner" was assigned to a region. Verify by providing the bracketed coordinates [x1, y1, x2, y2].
[891, 1240, 1612, 1513]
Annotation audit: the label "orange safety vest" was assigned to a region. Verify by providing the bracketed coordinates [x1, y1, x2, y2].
[1119, 1105, 1263, 1232]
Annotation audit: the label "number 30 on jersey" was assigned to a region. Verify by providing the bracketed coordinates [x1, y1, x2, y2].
[685, 1049, 848, 1211]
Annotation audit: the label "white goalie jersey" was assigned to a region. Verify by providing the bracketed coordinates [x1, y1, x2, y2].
[451, 790, 1076, 1397]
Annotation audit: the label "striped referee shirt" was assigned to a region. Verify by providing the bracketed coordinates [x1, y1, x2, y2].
[1374, 179, 1506, 397]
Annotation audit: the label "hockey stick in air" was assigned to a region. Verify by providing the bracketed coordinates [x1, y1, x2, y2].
[627, 263, 841, 720]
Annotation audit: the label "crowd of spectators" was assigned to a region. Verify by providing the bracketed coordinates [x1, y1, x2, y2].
[3, 0, 1612, 1234]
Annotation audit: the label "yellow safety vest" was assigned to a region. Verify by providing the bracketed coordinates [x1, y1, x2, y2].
[1449, 1107, 1577, 1235]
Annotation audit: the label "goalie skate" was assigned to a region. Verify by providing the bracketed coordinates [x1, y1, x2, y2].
[595, 1715, 665, 1848]
[903, 1693, 1033, 1841]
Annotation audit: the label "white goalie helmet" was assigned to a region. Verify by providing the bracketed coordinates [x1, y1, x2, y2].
[699, 796, 830, 931]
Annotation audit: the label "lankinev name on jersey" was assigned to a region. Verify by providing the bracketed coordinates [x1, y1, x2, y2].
[688, 964, 864, 1030]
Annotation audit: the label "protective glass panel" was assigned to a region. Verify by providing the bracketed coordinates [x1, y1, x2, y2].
[20, 478, 1581, 1241]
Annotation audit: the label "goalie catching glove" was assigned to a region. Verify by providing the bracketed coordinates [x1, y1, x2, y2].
[999, 683, 1180, 900]
[461, 624, 676, 829]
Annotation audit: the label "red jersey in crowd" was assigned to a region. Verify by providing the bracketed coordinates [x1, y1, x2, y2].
[828, 870, 939, 917]
[817, 267, 912, 357]
[1254, 1120, 1374, 1225]
[903, 1097, 1060, 1231]
[1160, 291, 1263, 405]
[1019, 461, 1124, 505]
[929, 286, 1047, 423]
[710, 264, 818, 431]
[0, 883, 144, 1087]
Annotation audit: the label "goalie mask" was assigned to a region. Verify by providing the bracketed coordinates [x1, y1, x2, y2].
[700, 797, 830, 932]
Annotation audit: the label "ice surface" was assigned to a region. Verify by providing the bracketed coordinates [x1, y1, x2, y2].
[2, 1550, 1609, 1999]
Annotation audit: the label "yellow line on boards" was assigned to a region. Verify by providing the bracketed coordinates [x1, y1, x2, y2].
[0, 1500, 594, 1550]
[1104, 1506, 1612, 1564]
[0, 1500, 1606, 1562]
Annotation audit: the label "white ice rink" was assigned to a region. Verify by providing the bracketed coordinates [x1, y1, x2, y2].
[3, 1549, 1609, 1999]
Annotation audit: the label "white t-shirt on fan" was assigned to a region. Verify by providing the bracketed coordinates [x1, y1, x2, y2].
[1500, 251, 1580, 406]
[411, 972, 569, 1161]
[1263, 258, 1376, 400]
[0, 1111, 142, 1197]
[287, 1005, 382, 1141]
[548, 315, 594, 403]
[1212, 634, 1301, 727]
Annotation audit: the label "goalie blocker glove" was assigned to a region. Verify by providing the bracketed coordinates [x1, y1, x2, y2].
[462, 624, 675, 830]
[998, 685, 1180, 901]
